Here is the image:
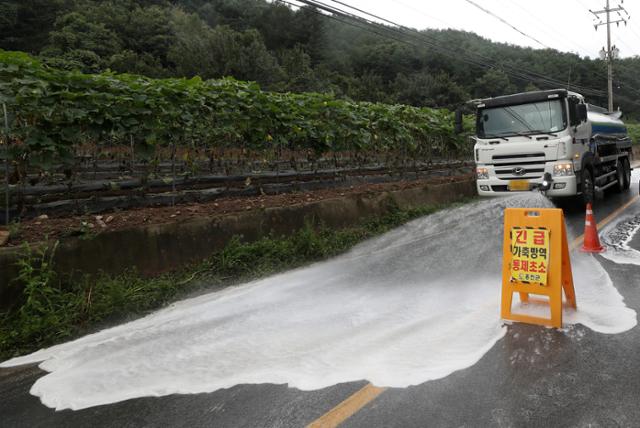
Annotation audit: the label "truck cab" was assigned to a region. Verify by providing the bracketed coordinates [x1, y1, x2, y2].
[473, 89, 631, 203]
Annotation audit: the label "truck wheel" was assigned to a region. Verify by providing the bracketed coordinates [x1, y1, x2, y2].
[622, 157, 631, 190]
[614, 160, 625, 193]
[581, 168, 595, 205]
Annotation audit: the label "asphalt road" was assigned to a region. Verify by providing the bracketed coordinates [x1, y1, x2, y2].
[2, 183, 640, 428]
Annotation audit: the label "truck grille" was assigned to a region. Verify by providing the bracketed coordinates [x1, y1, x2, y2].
[491, 152, 546, 180]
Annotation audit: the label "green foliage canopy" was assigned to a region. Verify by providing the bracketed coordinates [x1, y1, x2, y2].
[5, 0, 634, 116]
[0, 50, 468, 171]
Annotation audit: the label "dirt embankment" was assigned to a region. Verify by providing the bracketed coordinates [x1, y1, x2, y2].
[0, 171, 477, 310]
[5, 174, 474, 247]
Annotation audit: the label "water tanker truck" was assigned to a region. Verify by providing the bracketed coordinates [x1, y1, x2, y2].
[470, 88, 632, 204]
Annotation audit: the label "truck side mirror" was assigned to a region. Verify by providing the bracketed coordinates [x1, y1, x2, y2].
[576, 104, 587, 123]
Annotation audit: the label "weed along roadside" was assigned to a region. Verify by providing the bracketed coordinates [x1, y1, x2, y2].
[0, 179, 476, 360]
[0, 178, 475, 299]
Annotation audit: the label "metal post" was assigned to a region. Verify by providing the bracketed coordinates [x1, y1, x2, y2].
[130, 134, 135, 176]
[2, 103, 9, 226]
[606, 0, 614, 112]
[171, 142, 176, 206]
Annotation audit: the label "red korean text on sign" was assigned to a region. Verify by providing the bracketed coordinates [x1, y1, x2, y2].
[510, 227, 550, 285]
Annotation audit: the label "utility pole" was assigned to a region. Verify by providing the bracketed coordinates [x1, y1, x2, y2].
[590, 0, 629, 112]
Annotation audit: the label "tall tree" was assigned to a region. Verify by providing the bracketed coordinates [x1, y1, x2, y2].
[0, 0, 70, 53]
[0, 0, 636, 117]
[168, 10, 284, 86]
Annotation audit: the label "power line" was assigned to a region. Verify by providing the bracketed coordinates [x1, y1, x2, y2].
[625, 26, 640, 50]
[571, 0, 640, 101]
[590, 0, 630, 110]
[391, 0, 453, 29]
[285, 0, 640, 110]
[387, 0, 640, 108]
[365, 1, 605, 94]
[400, 0, 606, 90]
[566, 0, 640, 103]
[278, 0, 417, 47]
[321, 0, 600, 94]
[498, 0, 592, 54]
[396, 0, 613, 95]
[614, 35, 640, 57]
[291, 1, 490, 66]
[461, 0, 551, 49]
[298, 0, 607, 96]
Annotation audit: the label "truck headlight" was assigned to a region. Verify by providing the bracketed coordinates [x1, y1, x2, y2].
[476, 167, 489, 180]
[553, 162, 573, 176]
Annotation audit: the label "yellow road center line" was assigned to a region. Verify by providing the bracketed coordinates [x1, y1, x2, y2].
[309, 192, 639, 428]
[306, 384, 386, 428]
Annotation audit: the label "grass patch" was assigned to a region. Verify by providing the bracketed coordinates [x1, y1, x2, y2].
[0, 199, 473, 360]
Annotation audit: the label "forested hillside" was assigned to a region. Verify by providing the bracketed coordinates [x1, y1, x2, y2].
[2, 0, 640, 117]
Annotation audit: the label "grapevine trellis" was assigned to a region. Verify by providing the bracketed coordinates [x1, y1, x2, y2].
[0, 50, 474, 220]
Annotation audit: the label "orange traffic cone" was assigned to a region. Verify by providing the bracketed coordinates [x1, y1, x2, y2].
[580, 203, 605, 253]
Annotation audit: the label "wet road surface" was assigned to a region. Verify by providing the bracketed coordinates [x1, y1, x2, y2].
[2, 181, 640, 428]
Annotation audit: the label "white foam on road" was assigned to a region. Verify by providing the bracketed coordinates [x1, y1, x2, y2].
[600, 169, 640, 266]
[1, 194, 635, 410]
[601, 213, 640, 266]
[511, 252, 636, 334]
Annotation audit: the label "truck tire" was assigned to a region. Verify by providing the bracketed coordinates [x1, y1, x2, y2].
[614, 160, 625, 193]
[581, 168, 595, 205]
[622, 157, 631, 190]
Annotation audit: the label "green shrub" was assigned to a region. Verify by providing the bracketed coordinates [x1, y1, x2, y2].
[0, 49, 471, 174]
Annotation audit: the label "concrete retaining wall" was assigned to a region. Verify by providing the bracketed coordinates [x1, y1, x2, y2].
[0, 178, 476, 308]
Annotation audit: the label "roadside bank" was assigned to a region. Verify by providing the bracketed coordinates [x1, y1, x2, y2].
[0, 177, 475, 303]
[1, 177, 476, 359]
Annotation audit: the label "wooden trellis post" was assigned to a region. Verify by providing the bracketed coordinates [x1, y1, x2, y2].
[2, 103, 9, 226]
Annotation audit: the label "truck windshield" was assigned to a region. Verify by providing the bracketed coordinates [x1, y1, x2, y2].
[477, 99, 566, 138]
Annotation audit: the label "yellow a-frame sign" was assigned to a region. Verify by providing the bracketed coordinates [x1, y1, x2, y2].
[501, 208, 576, 328]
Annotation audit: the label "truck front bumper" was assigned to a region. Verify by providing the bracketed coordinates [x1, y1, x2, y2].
[476, 175, 578, 197]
